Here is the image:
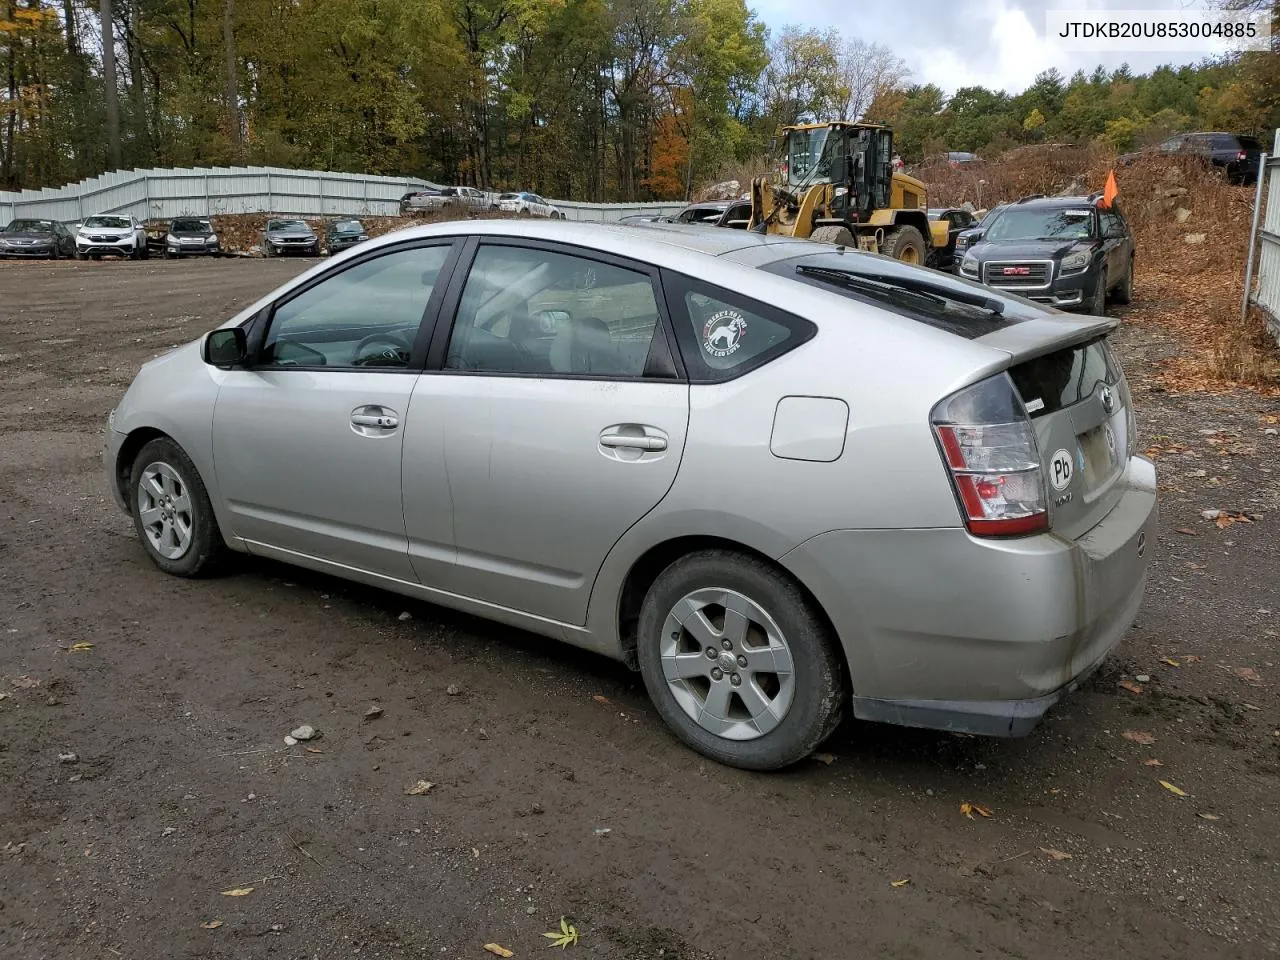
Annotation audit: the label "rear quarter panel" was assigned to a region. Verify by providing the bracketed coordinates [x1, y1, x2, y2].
[584, 262, 1013, 649]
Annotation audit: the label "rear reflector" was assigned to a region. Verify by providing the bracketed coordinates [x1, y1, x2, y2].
[932, 375, 1048, 537]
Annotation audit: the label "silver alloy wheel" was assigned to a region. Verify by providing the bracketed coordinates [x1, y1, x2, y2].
[136, 461, 194, 560]
[660, 588, 796, 741]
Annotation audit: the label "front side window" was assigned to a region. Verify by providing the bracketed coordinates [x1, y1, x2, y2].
[445, 245, 662, 377]
[1100, 211, 1127, 238]
[263, 245, 451, 368]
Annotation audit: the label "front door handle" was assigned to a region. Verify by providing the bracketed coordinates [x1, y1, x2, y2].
[351, 405, 399, 433]
[600, 432, 666, 452]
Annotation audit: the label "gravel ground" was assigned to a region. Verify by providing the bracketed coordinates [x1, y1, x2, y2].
[0, 256, 1278, 960]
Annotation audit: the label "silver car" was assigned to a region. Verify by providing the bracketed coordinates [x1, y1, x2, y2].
[105, 221, 1156, 770]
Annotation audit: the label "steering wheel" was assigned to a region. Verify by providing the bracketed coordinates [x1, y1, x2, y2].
[352, 331, 414, 367]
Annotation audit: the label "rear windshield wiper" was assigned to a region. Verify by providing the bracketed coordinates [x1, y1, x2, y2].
[795, 265, 1005, 316]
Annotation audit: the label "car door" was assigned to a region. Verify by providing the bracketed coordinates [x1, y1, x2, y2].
[211, 240, 459, 581]
[403, 238, 689, 624]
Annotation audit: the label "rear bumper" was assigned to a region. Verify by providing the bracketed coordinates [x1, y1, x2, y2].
[781, 455, 1157, 736]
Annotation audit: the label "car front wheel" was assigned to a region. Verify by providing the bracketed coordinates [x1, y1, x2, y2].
[1090, 269, 1107, 315]
[637, 550, 845, 770]
[128, 437, 228, 577]
[1112, 260, 1133, 305]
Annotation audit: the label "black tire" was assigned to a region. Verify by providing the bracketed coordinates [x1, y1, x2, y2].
[140, 243, 150, 260]
[264, 242, 274, 258]
[881, 226, 927, 265]
[310, 242, 320, 256]
[810, 225, 855, 246]
[636, 550, 845, 771]
[127, 437, 229, 577]
[91, 253, 101, 261]
[1112, 259, 1133, 305]
[1090, 269, 1107, 316]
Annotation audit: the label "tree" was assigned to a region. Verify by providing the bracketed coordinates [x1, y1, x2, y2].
[759, 25, 840, 129]
[99, 0, 120, 168]
[831, 38, 907, 122]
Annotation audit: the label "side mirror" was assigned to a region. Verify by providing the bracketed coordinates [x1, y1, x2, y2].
[204, 327, 248, 367]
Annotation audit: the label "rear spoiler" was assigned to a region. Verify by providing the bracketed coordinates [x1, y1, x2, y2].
[975, 315, 1117, 365]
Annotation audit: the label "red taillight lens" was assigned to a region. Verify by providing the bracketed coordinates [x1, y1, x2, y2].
[931, 375, 1048, 537]
[1238, 151, 1247, 161]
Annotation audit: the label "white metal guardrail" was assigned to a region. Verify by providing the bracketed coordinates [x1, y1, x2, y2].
[0, 166, 685, 225]
[1251, 131, 1280, 345]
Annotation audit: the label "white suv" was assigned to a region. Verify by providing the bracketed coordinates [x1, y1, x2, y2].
[77, 215, 148, 260]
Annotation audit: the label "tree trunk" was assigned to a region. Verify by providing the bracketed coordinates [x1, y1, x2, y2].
[127, 0, 146, 160]
[3, 0, 16, 187]
[222, 0, 241, 148]
[100, 0, 121, 169]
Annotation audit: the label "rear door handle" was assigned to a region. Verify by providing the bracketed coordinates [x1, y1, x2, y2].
[600, 433, 666, 452]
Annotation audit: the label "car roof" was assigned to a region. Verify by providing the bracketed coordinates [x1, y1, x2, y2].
[1012, 196, 1101, 210]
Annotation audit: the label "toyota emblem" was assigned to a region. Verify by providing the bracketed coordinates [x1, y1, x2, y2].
[1100, 385, 1115, 413]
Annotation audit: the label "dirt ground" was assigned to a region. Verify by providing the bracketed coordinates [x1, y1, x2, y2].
[1, 255, 1278, 960]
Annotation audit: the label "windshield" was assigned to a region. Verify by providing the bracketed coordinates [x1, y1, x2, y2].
[268, 219, 307, 231]
[5, 219, 53, 233]
[986, 207, 1095, 241]
[331, 220, 362, 234]
[171, 218, 211, 233]
[84, 216, 130, 229]
[787, 127, 833, 187]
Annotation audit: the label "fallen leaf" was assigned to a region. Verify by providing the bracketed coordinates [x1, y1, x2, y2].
[404, 780, 434, 796]
[1143, 758, 1164, 766]
[200, 920, 223, 929]
[483, 944, 514, 958]
[591, 695, 609, 705]
[1174, 527, 1197, 536]
[1196, 812, 1221, 821]
[1118, 679, 1144, 695]
[305, 746, 323, 754]
[472, 847, 480, 857]
[68, 642, 94, 652]
[1215, 515, 1235, 529]
[220, 887, 254, 897]
[1122, 730, 1156, 745]
[1160, 780, 1189, 798]
[543, 917, 579, 949]
[1160, 657, 1180, 667]
[812, 752, 835, 765]
[1182, 655, 1201, 663]
[890, 878, 910, 887]
[1233, 667, 1261, 682]
[960, 802, 993, 820]
[1040, 847, 1073, 861]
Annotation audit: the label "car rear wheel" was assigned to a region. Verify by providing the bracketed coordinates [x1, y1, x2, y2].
[881, 226, 927, 265]
[128, 437, 228, 578]
[637, 550, 845, 770]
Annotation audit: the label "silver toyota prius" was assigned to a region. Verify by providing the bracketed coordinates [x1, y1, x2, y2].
[105, 220, 1157, 770]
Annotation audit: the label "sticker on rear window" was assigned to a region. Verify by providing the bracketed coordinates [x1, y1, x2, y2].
[1049, 448, 1074, 491]
[702, 310, 748, 358]
[1065, 209, 1093, 217]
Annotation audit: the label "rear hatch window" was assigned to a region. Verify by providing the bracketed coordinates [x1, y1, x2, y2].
[1010, 337, 1132, 538]
[762, 250, 1037, 338]
[1237, 136, 1262, 150]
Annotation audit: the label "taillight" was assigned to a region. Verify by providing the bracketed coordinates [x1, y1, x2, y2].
[931, 375, 1048, 537]
[1238, 151, 1247, 162]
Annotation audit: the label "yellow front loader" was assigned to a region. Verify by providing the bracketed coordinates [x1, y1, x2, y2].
[748, 121, 949, 264]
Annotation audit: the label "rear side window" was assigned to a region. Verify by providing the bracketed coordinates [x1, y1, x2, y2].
[1211, 135, 1239, 150]
[661, 271, 814, 381]
[1010, 338, 1120, 416]
[1237, 136, 1261, 150]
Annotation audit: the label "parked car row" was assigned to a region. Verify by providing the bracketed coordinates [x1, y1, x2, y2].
[1, 216, 373, 261]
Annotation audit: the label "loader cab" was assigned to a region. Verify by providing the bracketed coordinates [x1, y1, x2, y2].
[783, 122, 894, 223]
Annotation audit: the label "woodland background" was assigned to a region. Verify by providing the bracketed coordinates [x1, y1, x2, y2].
[1, 0, 1277, 200]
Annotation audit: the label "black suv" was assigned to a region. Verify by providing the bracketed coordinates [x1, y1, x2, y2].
[957, 195, 1133, 314]
[1120, 132, 1263, 185]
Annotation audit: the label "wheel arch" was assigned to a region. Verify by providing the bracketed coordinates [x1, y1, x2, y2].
[891, 209, 932, 244]
[114, 426, 172, 513]
[613, 534, 846, 690]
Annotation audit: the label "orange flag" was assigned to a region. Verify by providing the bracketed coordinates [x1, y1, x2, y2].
[1100, 169, 1118, 209]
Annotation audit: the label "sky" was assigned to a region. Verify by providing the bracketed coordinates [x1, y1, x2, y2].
[748, 0, 1224, 94]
